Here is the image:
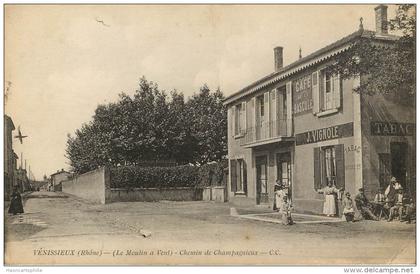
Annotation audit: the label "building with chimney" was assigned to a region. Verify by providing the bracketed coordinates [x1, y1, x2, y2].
[223, 5, 415, 214]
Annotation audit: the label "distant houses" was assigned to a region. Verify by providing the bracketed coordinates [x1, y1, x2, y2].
[4, 115, 39, 197]
[50, 169, 71, 191]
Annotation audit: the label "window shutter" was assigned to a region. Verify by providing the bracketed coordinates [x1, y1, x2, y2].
[264, 92, 270, 138]
[335, 144, 345, 189]
[286, 82, 293, 136]
[314, 147, 321, 190]
[243, 160, 248, 194]
[320, 71, 325, 111]
[333, 73, 341, 109]
[241, 101, 247, 133]
[231, 107, 235, 136]
[230, 160, 237, 193]
[271, 89, 277, 137]
[252, 97, 257, 141]
[312, 71, 319, 114]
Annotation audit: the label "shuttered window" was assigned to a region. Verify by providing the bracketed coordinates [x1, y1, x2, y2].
[234, 102, 247, 136]
[312, 68, 341, 115]
[286, 81, 293, 136]
[230, 159, 247, 194]
[230, 160, 237, 193]
[314, 144, 345, 189]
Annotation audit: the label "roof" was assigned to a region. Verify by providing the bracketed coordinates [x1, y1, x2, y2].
[223, 29, 398, 105]
[50, 170, 71, 177]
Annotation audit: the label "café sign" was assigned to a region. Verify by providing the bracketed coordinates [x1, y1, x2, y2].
[371, 121, 415, 136]
[296, 122, 354, 146]
[293, 74, 313, 116]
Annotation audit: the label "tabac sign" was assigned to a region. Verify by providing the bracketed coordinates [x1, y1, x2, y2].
[293, 74, 313, 116]
[295, 122, 354, 146]
[371, 121, 415, 136]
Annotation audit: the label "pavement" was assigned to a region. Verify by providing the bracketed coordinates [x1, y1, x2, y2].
[4, 191, 416, 265]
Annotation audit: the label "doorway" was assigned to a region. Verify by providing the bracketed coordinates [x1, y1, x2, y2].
[277, 152, 292, 200]
[390, 142, 408, 189]
[256, 155, 268, 204]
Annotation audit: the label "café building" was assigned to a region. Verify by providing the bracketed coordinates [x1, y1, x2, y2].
[223, 5, 415, 214]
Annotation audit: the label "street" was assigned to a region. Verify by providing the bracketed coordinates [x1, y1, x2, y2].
[5, 191, 415, 265]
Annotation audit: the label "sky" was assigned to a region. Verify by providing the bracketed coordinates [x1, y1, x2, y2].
[4, 4, 398, 179]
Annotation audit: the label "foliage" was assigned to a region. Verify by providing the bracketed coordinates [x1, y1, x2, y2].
[66, 77, 227, 174]
[109, 165, 200, 189]
[186, 86, 228, 165]
[331, 4, 415, 103]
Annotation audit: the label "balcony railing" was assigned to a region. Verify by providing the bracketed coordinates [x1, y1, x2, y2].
[239, 118, 289, 146]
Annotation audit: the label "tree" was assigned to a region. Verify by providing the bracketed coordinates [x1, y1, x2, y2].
[66, 77, 228, 173]
[186, 85, 227, 165]
[332, 4, 415, 104]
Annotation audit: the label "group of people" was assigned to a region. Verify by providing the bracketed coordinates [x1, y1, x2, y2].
[320, 177, 415, 223]
[273, 176, 415, 225]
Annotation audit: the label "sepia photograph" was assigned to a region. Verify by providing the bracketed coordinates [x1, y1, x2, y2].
[3, 3, 416, 267]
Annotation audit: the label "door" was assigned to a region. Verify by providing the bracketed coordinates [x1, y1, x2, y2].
[277, 152, 292, 200]
[256, 155, 268, 204]
[390, 142, 408, 189]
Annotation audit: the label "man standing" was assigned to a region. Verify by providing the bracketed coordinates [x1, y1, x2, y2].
[354, 188, 379, 221]
[385, 177, 402, 204]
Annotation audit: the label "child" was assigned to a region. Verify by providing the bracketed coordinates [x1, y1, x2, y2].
[342, 192, 355, 222]
[280, 195, 293, 225]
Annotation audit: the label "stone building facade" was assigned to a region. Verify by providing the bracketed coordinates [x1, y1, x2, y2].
[224, 5, 415, 214]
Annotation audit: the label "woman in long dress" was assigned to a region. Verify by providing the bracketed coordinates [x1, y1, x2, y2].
[273, 180, 284, 211]
[8, 187, 24, 215]
[317, 182, 340, 217]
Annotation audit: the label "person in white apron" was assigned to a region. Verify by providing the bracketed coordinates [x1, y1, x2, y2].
[317, 182, 341, 217]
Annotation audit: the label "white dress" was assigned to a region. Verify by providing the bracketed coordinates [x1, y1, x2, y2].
[275, 190, 285, 210]
[319, 186, 339, 215]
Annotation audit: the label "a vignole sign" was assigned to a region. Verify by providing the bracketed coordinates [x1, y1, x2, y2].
[295, 122, 354, 146]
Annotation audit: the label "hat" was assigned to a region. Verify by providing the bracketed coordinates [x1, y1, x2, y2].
[358, 188, 364, 192]
[391, 177, 397, 182]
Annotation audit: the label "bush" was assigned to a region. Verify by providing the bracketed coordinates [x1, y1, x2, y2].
[110, 165, 200, 189]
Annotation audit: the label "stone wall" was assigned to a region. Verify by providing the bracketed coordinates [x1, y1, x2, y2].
[107, 187, 202, 202]
[62, 167, 109, 204]
[62, 167, 203, 204]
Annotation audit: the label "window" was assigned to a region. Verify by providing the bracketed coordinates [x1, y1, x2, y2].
[230, 159, 247, 194]
[258, 96, 265, 118]
[312, 68, 341, 115]
[323, 146, 337, 185]
[324, 71, 333, 110]
[314, 144, 345, 190]
[320, 68, 340, 111]
[233, 102, 246, 136]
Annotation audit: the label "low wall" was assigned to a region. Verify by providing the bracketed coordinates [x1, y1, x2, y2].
[203, 186, 227, 202]
[107, 187, 202, 202]
[62, 167, 109, 204]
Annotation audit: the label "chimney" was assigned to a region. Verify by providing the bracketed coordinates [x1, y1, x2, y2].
[375, 5, 388, 35]
[274, 46, 283, 72]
